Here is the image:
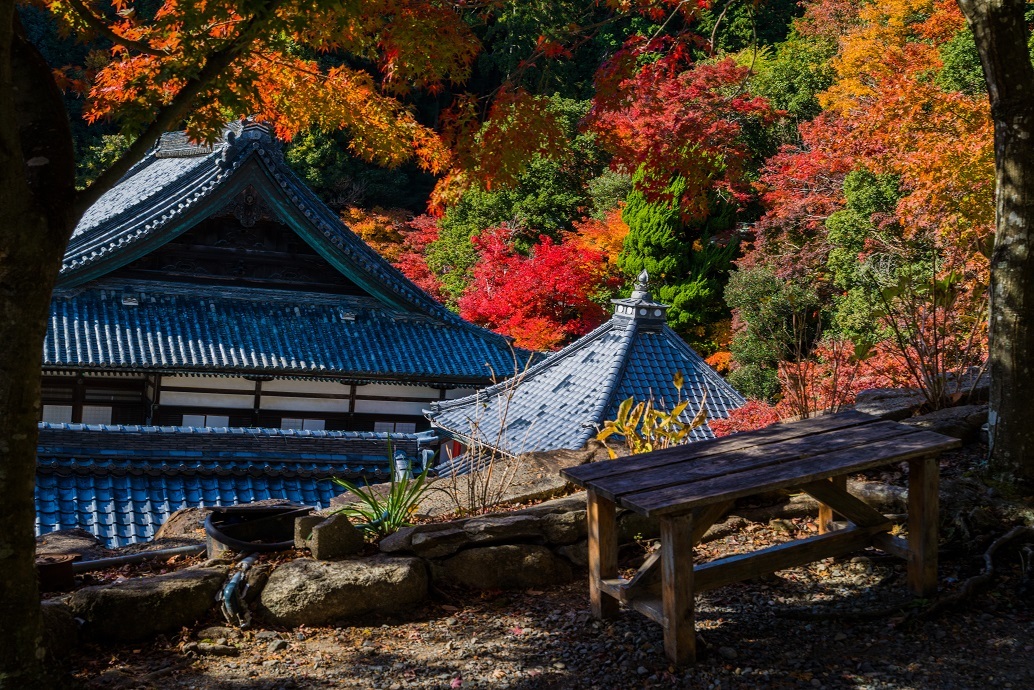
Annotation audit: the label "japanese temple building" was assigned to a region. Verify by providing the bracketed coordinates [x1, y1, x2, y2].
[426, 272, 746, 472]
[35, 120, 532, 545]
[43, 120, 529, 434]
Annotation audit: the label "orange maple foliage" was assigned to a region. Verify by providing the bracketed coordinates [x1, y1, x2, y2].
[704, 350, 732, 374]
[568, 207, 629, 267]
[341, 206, 410, 263]
[45, 0, 592, 206]
[820, 0, 994, 257]
[46, 0, 480, 174]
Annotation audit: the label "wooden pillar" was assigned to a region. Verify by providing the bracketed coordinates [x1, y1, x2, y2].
[348, 383, 358, 428]
[660, 512, 696, 664]
[586, 489, 618, 620]
[907, 455, 939, 597]
[150, 374, 162, 424]
[818, 475, 848, 534]
[252, 379, 263, 427]
[71, 375, 85, 423]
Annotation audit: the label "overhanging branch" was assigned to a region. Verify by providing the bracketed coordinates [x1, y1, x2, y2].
[65, 0, 165, 57]
[73, 0, 284, 218]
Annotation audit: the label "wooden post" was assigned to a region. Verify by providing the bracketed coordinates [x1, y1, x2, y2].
[252, 379, 263, 427]
[818, 475, 848, 534]
[587, 489, 619, 619]
[660, 512, 695, 664]
[907, 455, 939, 597]
[72, 374, 85, 423]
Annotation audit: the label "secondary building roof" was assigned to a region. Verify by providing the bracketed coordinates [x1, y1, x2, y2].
[35, 422, 432, 547]
[426, 272, 746, 461]
[50, 120, 530, 384]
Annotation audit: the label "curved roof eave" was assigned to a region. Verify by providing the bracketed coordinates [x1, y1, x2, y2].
[57, 124, 527, 361]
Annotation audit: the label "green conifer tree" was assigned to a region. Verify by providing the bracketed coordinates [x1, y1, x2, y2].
[617, 175, 737, 352]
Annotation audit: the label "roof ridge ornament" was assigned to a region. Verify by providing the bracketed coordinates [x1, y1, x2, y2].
[611, 268, 668, 323]
[630, 269, 651, 300]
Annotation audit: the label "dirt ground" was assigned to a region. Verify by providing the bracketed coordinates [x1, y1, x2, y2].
[63, 443, 1034, 690]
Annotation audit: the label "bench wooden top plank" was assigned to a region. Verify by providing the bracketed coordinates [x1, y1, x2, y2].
[621, 430, 961, 517]
[562, 410, 881, 485]
[584, 420, 919, 502]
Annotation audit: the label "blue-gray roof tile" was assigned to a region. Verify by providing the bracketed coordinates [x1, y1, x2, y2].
[55, 121, 530, 381]
[35, 423, 427, 547]
[44, 280, 528, 380]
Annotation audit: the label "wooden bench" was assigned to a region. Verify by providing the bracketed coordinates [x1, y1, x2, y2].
[560, 410, 961, 664]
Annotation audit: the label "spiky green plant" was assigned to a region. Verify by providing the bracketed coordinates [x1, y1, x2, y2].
[331, 448, 430, 538]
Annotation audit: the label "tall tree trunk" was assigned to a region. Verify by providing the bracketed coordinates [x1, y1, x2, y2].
[957, 0, 1034, 487]
[0, 8, 76, 688]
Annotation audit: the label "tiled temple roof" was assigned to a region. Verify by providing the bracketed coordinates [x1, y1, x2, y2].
[35, 423, 431, 547]
[45, 280, 529, 381]
[53, 120, 531, 382]
[427, 273, 746, 461]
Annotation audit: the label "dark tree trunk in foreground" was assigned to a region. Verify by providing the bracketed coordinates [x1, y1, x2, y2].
[957, 0, 1034, 487]
[0, 3, 281, 684]
[0, 8, 77, 689]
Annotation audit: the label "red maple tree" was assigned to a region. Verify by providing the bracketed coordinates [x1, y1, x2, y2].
[587, 49, 779, 220]
[458, 227, 620, 350]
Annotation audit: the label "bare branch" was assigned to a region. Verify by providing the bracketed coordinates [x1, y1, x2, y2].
[73, 0, 284, 218]
[65, 0, 165, 57]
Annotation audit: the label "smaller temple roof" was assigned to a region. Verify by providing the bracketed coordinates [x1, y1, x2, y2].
[36, 423, 432, 547]
[426, 272, 746, 459]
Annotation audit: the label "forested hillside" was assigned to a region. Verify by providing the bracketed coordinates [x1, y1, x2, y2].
[29, 0, 1006, 416]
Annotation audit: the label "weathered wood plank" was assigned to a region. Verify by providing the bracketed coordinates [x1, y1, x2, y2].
[587, 489, 619, 619]
[630, 597, 666, 626]
[623, 431, 960, 517]
[661, 514, 696, 664]
[606, 500, 731, 603]
[561, 410, 883, 486]
[907, 456, 939, 597]
[690, 500, 734, 544]
[599, 577, 632, 603]
[624, 551, 660, 596]
[588, 422, 915, 502]
[817, 475, 848, 534]
[694, 523, 891, 593]
[801, 478, 890, 529]
[872, 532, 910, 560]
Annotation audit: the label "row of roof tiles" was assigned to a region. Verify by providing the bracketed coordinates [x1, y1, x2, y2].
[45, 280, 533, 380]
[36, 423, 414, 547]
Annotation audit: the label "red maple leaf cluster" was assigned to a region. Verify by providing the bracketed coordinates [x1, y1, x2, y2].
[457, 227, 621, 351]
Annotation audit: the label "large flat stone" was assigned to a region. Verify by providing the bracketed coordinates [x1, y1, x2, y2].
[410, 527, 470, 558]
[41, 600, 78, 660]
[853, 389, 926, 421]
[379, 523, 456, 553]
[432, 545, 572, 590]
[67, 566, 227, 641]
[384, 513, 548, 558]
[541, 510, 586, 544]
[903, 404, 988, 442]
[259, 556, 427, 627]
[463, 514, 543, 543]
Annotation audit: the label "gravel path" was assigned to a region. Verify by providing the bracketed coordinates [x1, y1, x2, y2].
[68, 444, 1034, 689]
[69, 537, 1033, 690]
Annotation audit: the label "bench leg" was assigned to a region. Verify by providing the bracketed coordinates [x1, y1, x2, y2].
[907, 456, 939, 597]
[660, 513, 695, 664]
[587, 489, 619, 619]
[818, 475, 848, 534]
